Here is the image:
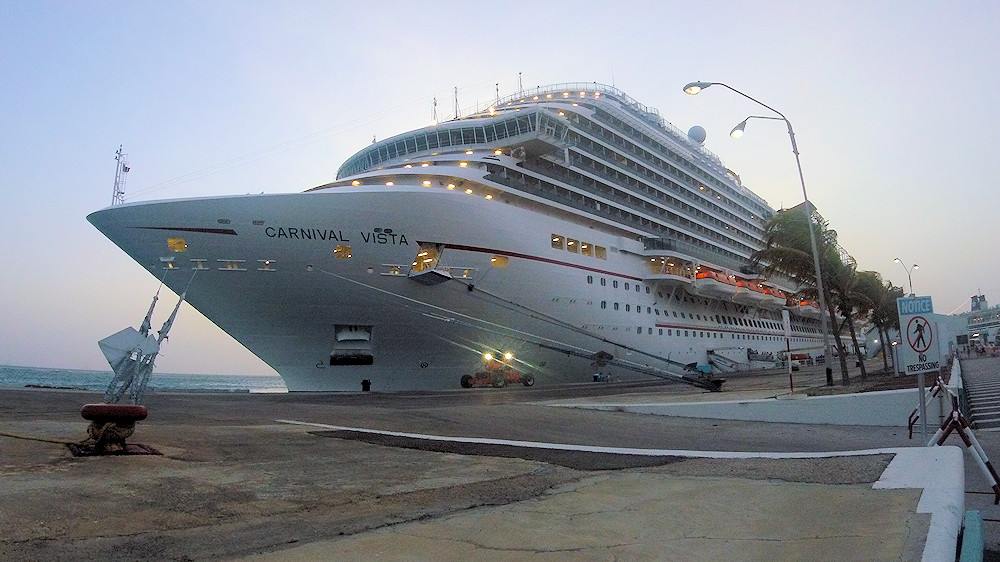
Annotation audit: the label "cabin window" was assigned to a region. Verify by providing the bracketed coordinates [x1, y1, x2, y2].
[490, 255, 509, 267]
[334, 245, 353, 259]
[551, 234, 565, 250]
[625, 304, 631, 312]
[613, 280, 619, 288]
[257, 260, 276, 271]
[594, 246, 607, 259]
[190, 259, 208, 270]
[601, 301, 606, 309]
[566, 239, 579, 253]
[581, 242, 593, 257]
[587, 275, 593, 284]
[600, 278, 606, 286]
[614, 303, 619, 310]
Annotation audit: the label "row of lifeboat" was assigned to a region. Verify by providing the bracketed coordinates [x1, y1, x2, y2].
[644, 258, 822, 317]
[692, 270, 787, 309]
[693, 269, 823, 316]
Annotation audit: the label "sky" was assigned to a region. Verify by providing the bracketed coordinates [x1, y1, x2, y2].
[2, 1, 999, 376]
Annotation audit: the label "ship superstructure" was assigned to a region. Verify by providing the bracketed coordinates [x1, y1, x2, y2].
[89, 83, 825, 391]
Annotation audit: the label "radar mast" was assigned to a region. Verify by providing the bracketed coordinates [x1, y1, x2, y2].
[112, 145, 130, 205]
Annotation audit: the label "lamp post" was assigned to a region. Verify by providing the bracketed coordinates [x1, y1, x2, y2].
[893, 258, 918, 296]
[684, 81, 834, 385]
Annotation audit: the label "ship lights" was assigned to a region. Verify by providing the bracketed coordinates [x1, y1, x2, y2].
[485, 194, 493, 199]
[562, 92, 569, 97]
[404, 164, 412, 168]
[465, 188, 473, 194]
[447, 183, 456, 190]
[351, 180, 361, 186]
[459, 162, 468, 167]
[421, 163, 429, 167]
[385, 181, 394, 186]
[504, 352, 514, 360]
[422, 180, 432, 186]
[494, 149, 503, 155]
[465, 150, 474, 155]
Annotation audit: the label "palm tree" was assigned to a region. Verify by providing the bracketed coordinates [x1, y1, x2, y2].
[752, 206, 851, 385]
[853, 271, 887, 370]
[828, 260, 869, 381]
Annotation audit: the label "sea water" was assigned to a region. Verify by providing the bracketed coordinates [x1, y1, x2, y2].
[0, 365, 287, 393]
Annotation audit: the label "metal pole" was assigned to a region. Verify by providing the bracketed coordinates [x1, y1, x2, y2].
[699, 82, 832, 384]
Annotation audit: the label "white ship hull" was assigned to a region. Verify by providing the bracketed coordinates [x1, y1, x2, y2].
[89, 186, 818, 391]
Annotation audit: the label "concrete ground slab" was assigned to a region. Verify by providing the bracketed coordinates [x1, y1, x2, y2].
[251, 472, 928, 562]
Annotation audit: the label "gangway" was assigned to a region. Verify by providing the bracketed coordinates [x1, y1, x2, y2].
[536, 343, 723, 392]
[707, 350, 747, 374]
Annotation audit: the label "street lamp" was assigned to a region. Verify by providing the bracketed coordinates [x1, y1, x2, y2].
[893, 258, 918, 296]
[684, 80, 834, 385]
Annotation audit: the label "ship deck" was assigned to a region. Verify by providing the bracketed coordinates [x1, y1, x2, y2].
[0, 360, 986, 560]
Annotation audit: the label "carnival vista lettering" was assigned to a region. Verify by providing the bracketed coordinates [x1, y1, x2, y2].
[264, 227, 409, 245]
[265, 227, 349, 241]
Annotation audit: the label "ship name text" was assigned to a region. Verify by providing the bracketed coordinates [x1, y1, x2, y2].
[265, 227, 349, 242]
[360, 231, 409, 245]
[264, 226, 409, 245]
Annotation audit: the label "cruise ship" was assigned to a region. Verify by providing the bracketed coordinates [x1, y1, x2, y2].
[88, 83, 826, 391]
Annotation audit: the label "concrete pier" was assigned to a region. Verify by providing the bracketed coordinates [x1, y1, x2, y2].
[0, 362, 983, 560]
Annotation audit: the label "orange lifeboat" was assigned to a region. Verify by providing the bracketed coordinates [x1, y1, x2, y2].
[692, 269, 738, 299]
[733, 279, 768, 305]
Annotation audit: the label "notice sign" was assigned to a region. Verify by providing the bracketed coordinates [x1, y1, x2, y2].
[896, 296, 940, 374]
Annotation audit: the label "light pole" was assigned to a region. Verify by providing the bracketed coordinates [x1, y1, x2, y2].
[893, 258, 918, 296]
[684, 81, 834, 385]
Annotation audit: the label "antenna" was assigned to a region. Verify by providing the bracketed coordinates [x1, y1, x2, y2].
[495, 82, 499, 106]
[112, 145, 129, 205]
[518, 72, 523, 96]
[453, 86, 459, 120]
[431, 96, 438, 125]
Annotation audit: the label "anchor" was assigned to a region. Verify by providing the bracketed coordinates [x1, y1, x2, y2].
[70, 274, 192, 456]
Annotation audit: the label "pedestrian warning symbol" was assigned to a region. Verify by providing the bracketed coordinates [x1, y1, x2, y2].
[906, 316, 933, 353]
